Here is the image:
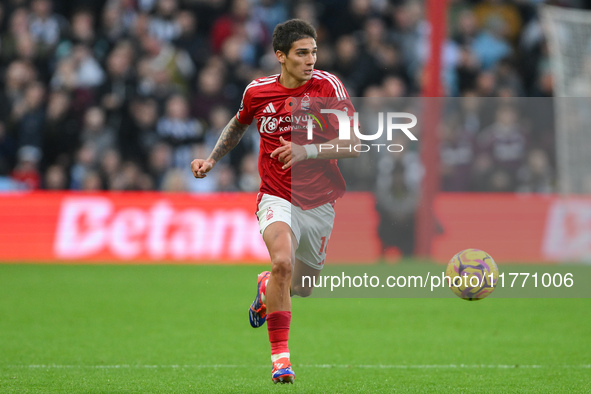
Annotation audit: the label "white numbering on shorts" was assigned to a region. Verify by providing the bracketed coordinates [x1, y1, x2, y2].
[318, 236, 329, 255]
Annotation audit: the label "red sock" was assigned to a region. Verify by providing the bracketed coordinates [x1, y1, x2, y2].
[267, 311, 291, 361]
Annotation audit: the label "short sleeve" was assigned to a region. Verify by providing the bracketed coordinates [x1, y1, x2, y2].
[236, 85, 255, 125]
[321, 74, 355, 138]
[322, 72, 355, 137]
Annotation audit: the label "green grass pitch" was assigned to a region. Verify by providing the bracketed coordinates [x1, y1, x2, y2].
[0, 264, 589, 393]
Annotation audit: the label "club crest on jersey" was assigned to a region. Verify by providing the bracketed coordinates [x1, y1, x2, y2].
[300, 93, 311, 110]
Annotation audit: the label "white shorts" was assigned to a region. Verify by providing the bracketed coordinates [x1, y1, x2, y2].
[256, 194, 335, 270]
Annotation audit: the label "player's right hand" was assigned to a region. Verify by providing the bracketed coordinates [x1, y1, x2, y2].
[191, 159, 215, 178]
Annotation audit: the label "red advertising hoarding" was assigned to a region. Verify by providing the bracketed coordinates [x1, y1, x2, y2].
[0, 192, 380, 263]
[432, 194, 591, 263]
[0, 192, 589, 264]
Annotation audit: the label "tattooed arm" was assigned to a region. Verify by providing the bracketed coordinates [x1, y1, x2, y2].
[191, 116, 249, 178]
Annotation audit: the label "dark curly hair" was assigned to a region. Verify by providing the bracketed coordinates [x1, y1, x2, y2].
[272, 19, 317, 55]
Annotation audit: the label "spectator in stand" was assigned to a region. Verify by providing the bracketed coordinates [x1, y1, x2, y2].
[476, 104, 528, 190]
[191, 66, 231, 124]
[42, 89, 78, 169]
[468, 152, 494, 192]
[439, 123, 476, 192]
[97, 147, 122, 189]
[375, 153, 420, 257]
[0, 3, 4, 37]
[80, 169, 103, 191]
[533, 59, 554, 97]
[3, 60, 36, 118]
[382, 75, 408, 97]
[80, 106, 116, 161]
[452, 91, 489, 136]
[137, 34, 195, 97]
[455, 45, 481, 95]
[214, 164, 238, 192]
[1, 8, 30, 65]
[452, 8, 479, 47]
[119, 0, 141, 33]
[471, 16, 512, 70]
[147, 141, 173, 190]
[516, 148, 554, 193]
[11, 81, 46, 155]
[325, 0, 378, 39]
[389, 1, 426, 86]
[518, 8, 547, 95]
[237, 152, 260, 192]
[122, 96, 160, 165]
[50, 43, 106, 115]
[43, 163, 68, 190]
[473, 0, 522, 43]
[100, 1, 128, 44]
[488, 168, 514, 192]
[13, 33, 45, 76]
[474, 70, 497, 96]
[149, 0, 182, 43]
[55, 9, 111, 66]
[97, 41, 137, 131]
[28, 0, 68, 51]
[210, 0, 268, 59]
[0, 120, 17, 174]
[173, 10, 209, 71]
[253, 0, 288, 39]
[69, 143, 100, 190]
[157, 94, 206, 168]
[361, 18, 411, 94]
[291, 2, 319, 32]
[218, 34, 257, 93]
[129, 11, 151, 45]
[186, 0, 225, 35]
[11, 145, 42, 190]
[2, 10, 51, 82]
[331, 34, 372, 96]
[109, 160, 153, 190]
[494, 57, 524, 96]
[160, 167, 188, 191]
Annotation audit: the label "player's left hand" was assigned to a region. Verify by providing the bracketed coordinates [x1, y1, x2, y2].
[271, 136, 306, 170]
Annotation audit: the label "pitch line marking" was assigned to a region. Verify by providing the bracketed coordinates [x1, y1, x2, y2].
[4, 364, 591, 369]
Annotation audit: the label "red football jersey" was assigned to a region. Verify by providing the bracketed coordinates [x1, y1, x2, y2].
[236, 70, 355, 210]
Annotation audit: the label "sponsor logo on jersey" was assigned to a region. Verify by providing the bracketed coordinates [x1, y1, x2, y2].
[262, 102, 276, 114]
[260, 114, 316, 134]
[260, 116, 278, 133]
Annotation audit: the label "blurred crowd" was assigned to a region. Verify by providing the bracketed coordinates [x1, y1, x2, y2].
[0, 0, 587, 193]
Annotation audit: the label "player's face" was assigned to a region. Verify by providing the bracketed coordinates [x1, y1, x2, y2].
[278, 37, 317, 87]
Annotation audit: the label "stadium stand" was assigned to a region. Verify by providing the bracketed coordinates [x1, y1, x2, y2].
[0, 0, 588, 194]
